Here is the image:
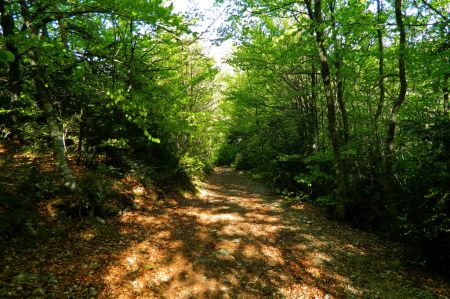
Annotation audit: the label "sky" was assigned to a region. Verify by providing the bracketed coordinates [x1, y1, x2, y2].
[169, 0, 234, 73]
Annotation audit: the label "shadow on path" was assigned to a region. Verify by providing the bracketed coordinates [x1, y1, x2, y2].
[100, 167, 449, 298]
[2, 167, 448, 298]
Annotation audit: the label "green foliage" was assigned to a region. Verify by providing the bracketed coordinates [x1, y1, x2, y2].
[316, 194, 335, 209]
[0, 49, 15, 63]
[0, 0, 226, 247]
[281, 190, 309, 203]
[217, 0, 450, 273]
[82, 166, 117, 206]
[179, 155, 206, 179]
[216, 143, 240, 166]
[231, 152, 252, 170]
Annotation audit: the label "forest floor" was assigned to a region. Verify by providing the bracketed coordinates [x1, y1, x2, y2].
[1, 164, 450, 298]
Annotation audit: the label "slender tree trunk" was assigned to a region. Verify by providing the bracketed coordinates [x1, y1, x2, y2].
[77, 62, 89, 163]
[77, 105, 85, 163]
[297, 95, 308, 150]
[383, 0, 407, 193]
[112, 14, 118, 88]
[335, 58, 349, 145]
[329, 0, 349, 145]
[305, 0, 347, 219]
[20, 1, 81, 193]
[255, 106, 265, 163]
[126, 19, 136, 95]
[444, 72, 449, 115]
[311, 65, 320, 151]
[374, 0, 385, 158]
[29, 53, 81, 192]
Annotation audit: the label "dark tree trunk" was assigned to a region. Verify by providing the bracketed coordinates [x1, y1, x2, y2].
[255, 106, 266, 162]
[444, 72, 449, 115]
[335, 58, 349, 145]
[305, 0, 347, 219]
[77, 105, 85, 163]
[374, 0, 386, 158]
[311, 65, 320, 151]
[329, 0, 349, 145]
[383, 0, 407, 193]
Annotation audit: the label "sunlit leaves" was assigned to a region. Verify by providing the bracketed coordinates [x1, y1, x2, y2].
[0, 49, 15, 63]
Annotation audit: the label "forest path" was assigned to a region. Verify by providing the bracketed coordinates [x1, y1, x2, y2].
[101, 167, 448, 298]
[2, 167, 449, 298]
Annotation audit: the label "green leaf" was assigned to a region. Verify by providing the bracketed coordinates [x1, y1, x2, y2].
[0, 49, 15, 63]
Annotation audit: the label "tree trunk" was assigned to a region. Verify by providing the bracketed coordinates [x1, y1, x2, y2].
[383, 0, 407, 193]
[77, 105, 85, 163]
[311, 65, 320, 151]
[305, 0, 347, 219]
[329, 0, 349, 145]
[20, 1, 81, 193]
[255, 106, 265, 163]
[374, 0, 385, 158]
[444, 72, 449, 115]
[126, 19, 136, 95]
[335, 58, 349, 145]
[30, 54, 81, 192]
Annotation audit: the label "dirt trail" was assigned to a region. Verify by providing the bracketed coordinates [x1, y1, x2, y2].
[1, 167, 449, 298]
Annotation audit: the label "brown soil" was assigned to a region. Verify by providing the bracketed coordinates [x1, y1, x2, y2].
[1, 167, 449, 298]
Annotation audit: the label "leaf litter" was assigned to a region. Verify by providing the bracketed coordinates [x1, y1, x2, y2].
[1, 167, 449, 298]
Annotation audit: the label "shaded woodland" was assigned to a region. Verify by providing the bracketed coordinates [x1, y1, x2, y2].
[217, 0, 449, 273]
[1, 0, 449, 296]
[1, 0, 222, 223]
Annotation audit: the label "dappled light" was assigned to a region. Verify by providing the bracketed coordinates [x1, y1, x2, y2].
[1, 0, 449, 297]
[96, 167, 360, 297]
[2, 158, 449, 297]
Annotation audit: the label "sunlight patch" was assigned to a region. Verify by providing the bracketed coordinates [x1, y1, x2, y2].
[199, 189, 209, 197]
[187, 211, 243, 223]
[131, 279, 144, 291]
[261, 245, 284, 266]
[79, 230, 96, 241]
[243, 244, 259, 258]
[127, 255, 137, 266]
[132, 186, 145, 195]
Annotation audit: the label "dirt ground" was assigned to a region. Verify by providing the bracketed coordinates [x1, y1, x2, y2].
[1, 167, 449, 298]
